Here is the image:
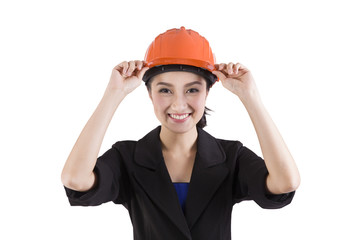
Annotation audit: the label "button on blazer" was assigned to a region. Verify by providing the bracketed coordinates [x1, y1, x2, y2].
[64, 126, 295, 240]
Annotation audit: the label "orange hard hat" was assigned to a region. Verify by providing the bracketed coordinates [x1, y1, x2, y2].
[142, 26, 218, 85]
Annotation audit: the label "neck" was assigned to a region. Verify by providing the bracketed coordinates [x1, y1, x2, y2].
[160, 126, 198, 155]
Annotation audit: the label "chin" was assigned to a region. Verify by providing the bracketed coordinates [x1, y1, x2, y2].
[163, 123, 196, 135]
[157, 112, 202, 134]
[163, 118, 199, 135]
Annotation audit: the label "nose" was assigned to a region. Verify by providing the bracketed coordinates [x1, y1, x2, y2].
[171, 92, 187, 111]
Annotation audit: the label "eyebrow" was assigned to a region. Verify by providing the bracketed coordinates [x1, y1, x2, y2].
[156, 81, 203, 87]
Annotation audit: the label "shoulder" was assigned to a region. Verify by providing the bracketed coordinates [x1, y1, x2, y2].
[110, 126, 162, 161]
[216, 138, 243, 149]
[111, 140, 137, 159]
[216, 138, 246, 162]
[199, 127, 244, 158]
[113, 140, 137, 149]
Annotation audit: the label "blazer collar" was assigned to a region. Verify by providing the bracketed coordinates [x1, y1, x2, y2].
[134, 125, 226, 170]
[133, 126, 229, 238]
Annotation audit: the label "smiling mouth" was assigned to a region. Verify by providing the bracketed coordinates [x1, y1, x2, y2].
[168, 113, 191, 120]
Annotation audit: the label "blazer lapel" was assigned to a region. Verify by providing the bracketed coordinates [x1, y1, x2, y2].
[132, 126, 229, 235]
[184, 127, 229, 230]
[133, 126, 191, 239]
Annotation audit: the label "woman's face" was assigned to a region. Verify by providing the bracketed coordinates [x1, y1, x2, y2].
[148, 71, 208, 134]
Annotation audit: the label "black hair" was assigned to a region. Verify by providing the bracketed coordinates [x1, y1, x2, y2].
[146, 75, 213, 129]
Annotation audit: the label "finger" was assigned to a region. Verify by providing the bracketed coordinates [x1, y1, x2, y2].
[135, 60, 143, 70]
[120, 61, 129, 75]
[212, 70, 227, 81]
[114, 61, 127, 73]
[238, 62, 249, 71]
[114, 62, 130, 78]
[227, 62, 234, 75]
[234, 63, 241, 74]
[218, 63, 226, 71]
[216, 63, 226, 71]
[127, 61, 136, 75]
[137, 66, 150, 80]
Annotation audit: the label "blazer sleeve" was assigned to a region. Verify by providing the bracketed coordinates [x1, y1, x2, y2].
[63, 142, 131, 207]
[234, 143, 295, 209]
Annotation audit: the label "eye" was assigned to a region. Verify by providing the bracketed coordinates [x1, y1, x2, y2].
[159, 88, 172, 94]
[186, 88, 199, 93]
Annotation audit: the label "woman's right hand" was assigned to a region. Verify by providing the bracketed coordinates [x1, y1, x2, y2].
[105, 60, 149, 97]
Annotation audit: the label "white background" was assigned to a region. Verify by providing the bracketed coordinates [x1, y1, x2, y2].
[1, 0, 359, 239]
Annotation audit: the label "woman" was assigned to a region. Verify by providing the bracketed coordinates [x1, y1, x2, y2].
[61, 27, 300, 239]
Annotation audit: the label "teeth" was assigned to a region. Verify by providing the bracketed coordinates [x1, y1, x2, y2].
[170, 113, 190, 120]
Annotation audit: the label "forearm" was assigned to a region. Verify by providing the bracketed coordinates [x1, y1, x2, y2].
[61, 90, 125, 191]
[241, 94, 300, 194]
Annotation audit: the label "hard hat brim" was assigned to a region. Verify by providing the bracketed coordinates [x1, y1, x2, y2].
[143, 64, 217, 86]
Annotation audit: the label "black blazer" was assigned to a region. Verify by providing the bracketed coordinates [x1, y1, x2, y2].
[65, 126, 295, 240]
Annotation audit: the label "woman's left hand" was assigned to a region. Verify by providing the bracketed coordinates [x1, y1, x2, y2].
[212, 62, 260, 103]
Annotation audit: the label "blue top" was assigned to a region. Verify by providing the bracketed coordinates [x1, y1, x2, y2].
[173, 183, 189, 212]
